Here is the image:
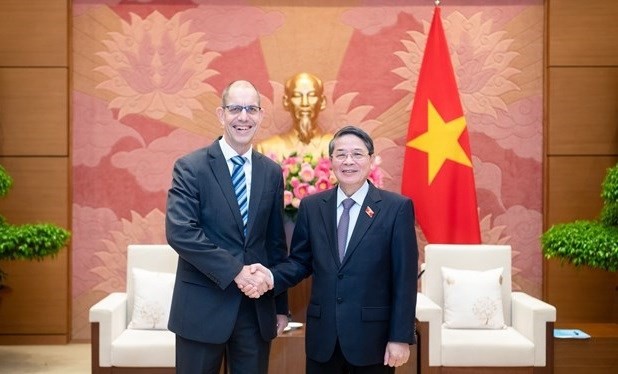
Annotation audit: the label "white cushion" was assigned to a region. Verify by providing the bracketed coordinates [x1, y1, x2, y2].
[442, 327, 534, 366]
[128, 268, 175, 330]
[442, 267, 506, 329]
[111, 329, 175, 367]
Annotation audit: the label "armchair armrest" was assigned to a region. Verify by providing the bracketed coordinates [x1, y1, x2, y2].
[416, 292, 442, 366]
[511, 292, 556, 366]
[89, 292, 128, 367]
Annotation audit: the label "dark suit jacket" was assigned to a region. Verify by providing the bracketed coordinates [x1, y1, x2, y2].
[272, 184, 418, 366]
[166, 138, 288, 344]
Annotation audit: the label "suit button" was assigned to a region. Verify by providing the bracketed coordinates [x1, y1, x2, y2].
[338, 274, 343, 279]
[337, 297, 343, 304]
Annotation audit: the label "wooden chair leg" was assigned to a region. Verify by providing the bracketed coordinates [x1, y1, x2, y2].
[417, 320, 441, 374]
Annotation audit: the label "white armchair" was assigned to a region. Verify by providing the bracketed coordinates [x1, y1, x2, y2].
[416, 244, 556, 373]
[89, 244, 178, 373]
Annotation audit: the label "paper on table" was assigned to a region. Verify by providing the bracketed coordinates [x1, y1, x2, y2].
[553, 329, 591, 339]
[283, 322, 303, 332]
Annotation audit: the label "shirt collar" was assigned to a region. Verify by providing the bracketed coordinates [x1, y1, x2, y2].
[336, 181, 369, 208]
[219, 137, 252, 164]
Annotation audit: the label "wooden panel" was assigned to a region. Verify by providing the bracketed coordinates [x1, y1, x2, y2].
[270, 328, 306, 374]
[548, 67, 618, 155]
[554, 323, 618, 373]
[546, 156, 618, 225]
[0, 0, 67, 66]
[548, 0, 618, 66]
[546, 260, 618, 323]
[0, 252, 69, 335]
[0, 68, 68, 156]
[0, 157, 69, 337]
[0, 157, 68, 225]
[0, 334, 68, 345]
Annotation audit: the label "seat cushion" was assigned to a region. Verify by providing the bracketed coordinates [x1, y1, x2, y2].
[441, 327, 534, 366]
[111, 329, 175, 367]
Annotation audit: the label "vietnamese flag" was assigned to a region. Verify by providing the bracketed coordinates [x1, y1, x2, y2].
[401, 6, 481, 244]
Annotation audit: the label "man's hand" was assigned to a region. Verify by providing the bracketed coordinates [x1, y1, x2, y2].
[276, 314, 288, 336]
[383, 341, 410, 367]
[234, 264, 273, 298]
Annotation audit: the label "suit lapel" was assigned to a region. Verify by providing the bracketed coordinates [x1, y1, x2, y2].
[246, 152, 265, 239]
[319, 189, 340, 266]
[208, 140, 245, 237]
[341, 185, 382, 267]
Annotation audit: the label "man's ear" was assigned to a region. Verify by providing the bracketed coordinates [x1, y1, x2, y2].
[282, 94, 290, 110]
[320, 95, 327, 110]
[215, 106, 225, 125]
[257, 107, 265, 123]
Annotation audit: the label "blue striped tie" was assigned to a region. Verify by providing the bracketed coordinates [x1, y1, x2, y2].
[231, 156, 248, 234]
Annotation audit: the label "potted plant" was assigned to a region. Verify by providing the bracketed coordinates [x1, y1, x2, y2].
[541, 163, 618, 272]
[0, 165, 71, 287]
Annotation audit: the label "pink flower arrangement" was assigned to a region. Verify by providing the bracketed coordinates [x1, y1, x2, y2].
[267, 152, 384, 219]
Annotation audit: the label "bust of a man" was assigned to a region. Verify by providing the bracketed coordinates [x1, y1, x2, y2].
[283, 72, 326, 144]
[257, 72, 331, 157]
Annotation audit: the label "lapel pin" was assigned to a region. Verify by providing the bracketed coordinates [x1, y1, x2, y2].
[365, 206, 374, 218]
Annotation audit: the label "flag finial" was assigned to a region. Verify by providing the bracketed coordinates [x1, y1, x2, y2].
[435, 0, 440, 6]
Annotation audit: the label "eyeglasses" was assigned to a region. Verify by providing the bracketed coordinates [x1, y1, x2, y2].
[224, 105, 261, 115]
[332, 152, 370, 162]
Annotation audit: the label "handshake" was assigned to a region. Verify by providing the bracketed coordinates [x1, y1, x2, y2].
[234, 263, 273, 298]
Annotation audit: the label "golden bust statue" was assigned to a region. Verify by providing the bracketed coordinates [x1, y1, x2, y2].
[257, 72, 332, 157]
[284, 72, 326, 144]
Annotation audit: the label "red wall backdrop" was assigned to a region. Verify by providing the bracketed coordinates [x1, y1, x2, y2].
[72, 0, 544, 340]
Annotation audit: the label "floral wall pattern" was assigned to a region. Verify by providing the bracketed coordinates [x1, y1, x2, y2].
[72, 0, 543, 339]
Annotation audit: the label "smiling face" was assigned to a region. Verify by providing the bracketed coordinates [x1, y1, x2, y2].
[330, 134, 374, 197]
[217, 81, 263, 155]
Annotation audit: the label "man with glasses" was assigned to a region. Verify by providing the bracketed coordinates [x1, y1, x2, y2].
[166, 80, 289, 374]
[246, 126, 418, 373]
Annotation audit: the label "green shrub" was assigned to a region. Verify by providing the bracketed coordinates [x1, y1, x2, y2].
[0, 165, 71, 284]
[0, 224, 70, 261]
[601, 201, 618, 227]
[601, 164, 618, 203]
[542, 163, 618, 272]
[541, 221, 618, 272]
[0, 165, 12, 198]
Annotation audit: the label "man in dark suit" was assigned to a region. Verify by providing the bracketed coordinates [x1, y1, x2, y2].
[249, 125, 418, 373]
[166, 80, 289, 374]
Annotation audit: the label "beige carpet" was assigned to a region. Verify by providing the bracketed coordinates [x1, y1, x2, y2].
[0, 343, 90, 373]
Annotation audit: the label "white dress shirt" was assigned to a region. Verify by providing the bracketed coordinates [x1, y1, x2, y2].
[336, 181, 369, 254]
[219, 137, 252, 207]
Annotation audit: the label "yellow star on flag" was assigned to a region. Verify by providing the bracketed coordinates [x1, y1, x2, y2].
[407, 100, 472, 184]
[400, 7, 481, 244]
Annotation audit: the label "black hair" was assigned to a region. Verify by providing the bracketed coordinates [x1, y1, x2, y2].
[328, 125, 374, 156]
